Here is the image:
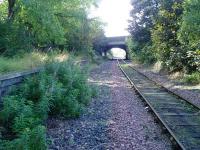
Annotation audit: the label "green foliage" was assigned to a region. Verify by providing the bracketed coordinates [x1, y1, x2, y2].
[183, 72, 200, 85]
[0, 93, 47, 149]
[0, 0, 104, 57]
[0, 22, 31, 56]
[128, 0, 159, 64]
[177, 0, 200, 72]
[0, 96, 21, 122]
[1, 125, 47, 150]
[16, 0, 66, 46]
[126, 37, 140, 57]
[128, 0, 200, 86]
[0, 58, 94, 149]
[151, 0, 183, 62]
[140, 44, 157, 64]
[126, 37, 157, 64]
[166, 47, 187, 72]
[45, 59, 92, 117]
[128, 0, 200, 81]
[128, 0, 158, 44]
[179, 0, 200, 49]
[186, 50, 200, 72]
[0, 51, 67, 75]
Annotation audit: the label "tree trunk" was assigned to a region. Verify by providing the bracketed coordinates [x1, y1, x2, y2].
[8, 0, 16, 19]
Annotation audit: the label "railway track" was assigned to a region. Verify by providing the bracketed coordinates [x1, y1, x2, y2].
[118, 60, 200, 150]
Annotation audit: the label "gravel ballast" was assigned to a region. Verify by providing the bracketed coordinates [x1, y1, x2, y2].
[131, 63, 200, 108]
[47, 61, 173, 150]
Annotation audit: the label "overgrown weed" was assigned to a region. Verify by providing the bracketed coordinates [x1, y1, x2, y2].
[0, 58, 96, 149]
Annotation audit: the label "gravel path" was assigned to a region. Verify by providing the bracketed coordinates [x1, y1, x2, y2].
[47, 61, 172, 150]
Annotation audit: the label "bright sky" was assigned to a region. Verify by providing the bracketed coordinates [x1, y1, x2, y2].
[90, 0, 132, 37]
[111, 48, 126, 59]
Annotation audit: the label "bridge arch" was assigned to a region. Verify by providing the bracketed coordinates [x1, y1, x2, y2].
[106, 48, 127, 60]
[100, 36, 129, 59]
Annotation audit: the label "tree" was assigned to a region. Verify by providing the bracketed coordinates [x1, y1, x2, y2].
[0, 0, 104, 56]
[179, 0, 200, 49]
[128, 0, 159, 63]
[151, 0, 183, 63]
[178, 0, 200, 72]
[8, 0, 16, 19]
[128, 0, 159, 45]
[128, 0, 199, 73]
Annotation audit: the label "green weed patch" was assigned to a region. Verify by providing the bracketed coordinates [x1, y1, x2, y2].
[182, 72, 200, 85]
[0, 59, 95, 149]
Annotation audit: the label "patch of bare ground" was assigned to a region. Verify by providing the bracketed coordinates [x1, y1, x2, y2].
[47, 61, 172, 150]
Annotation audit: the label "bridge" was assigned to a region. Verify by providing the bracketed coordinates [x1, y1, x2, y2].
[98, 36, 129, 59]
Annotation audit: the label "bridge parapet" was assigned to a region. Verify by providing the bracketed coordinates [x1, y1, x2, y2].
[107, 41, 126, 46]
[99, 36, 128, 45]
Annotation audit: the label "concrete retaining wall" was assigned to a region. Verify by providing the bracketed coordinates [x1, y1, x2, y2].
[0, 69, 39, 104]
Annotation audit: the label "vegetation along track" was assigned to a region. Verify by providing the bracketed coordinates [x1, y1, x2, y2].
[118, 60, 200, 150]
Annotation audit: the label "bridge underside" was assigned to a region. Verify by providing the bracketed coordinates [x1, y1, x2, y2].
[97, 36, 129, 59]
[102, 44, 128, 59]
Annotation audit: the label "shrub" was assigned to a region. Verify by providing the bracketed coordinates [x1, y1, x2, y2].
[182, 72, 200, 85]
[1, 125, 47, 150]
[138, 44, 157, 64]
[186, 50, 200, 73]
[166, 47, 187, 72]
[0, 96, 47, 149]
[44, 59, 92, 117]
[0, 58, 94, 149]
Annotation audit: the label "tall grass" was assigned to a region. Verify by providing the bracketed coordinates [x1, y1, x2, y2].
[0, 51, 69, 75]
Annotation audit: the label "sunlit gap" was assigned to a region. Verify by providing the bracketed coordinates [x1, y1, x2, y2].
[106, 48, 126, 60]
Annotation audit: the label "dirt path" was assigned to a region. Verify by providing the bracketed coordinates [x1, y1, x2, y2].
[48, 61, 172, 150]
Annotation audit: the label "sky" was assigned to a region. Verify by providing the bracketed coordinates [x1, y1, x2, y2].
[90, 0, 132, 37]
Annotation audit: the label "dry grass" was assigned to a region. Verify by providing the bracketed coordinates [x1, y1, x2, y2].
[0, 51, 69, 75]
[151, 61, 162, 73]
[131, 60, 200, 85]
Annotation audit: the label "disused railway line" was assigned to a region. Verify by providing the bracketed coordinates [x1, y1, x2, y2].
[118, 60, 200, 150]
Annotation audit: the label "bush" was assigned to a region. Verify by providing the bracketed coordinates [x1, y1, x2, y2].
[0, 58, 94, 149]
[44, 59, 92, 117]
[186, 50, 200, 73]
[1, 125, 47, 150]
[166, 47, 187, 72]
[183, 72, 200, 85]
[128, 40, 157, 64]
[138, 44, 157, 64]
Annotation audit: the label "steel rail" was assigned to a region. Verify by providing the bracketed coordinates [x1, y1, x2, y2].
[117, 59, 200, 150]
[122, 59, 200, 110]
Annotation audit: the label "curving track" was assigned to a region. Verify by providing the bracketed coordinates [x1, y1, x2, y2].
[118, 60, 200, 150]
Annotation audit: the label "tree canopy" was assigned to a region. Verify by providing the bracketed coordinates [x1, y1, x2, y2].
[0, 0, 105, 56]
[128, 0, 200, 73]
